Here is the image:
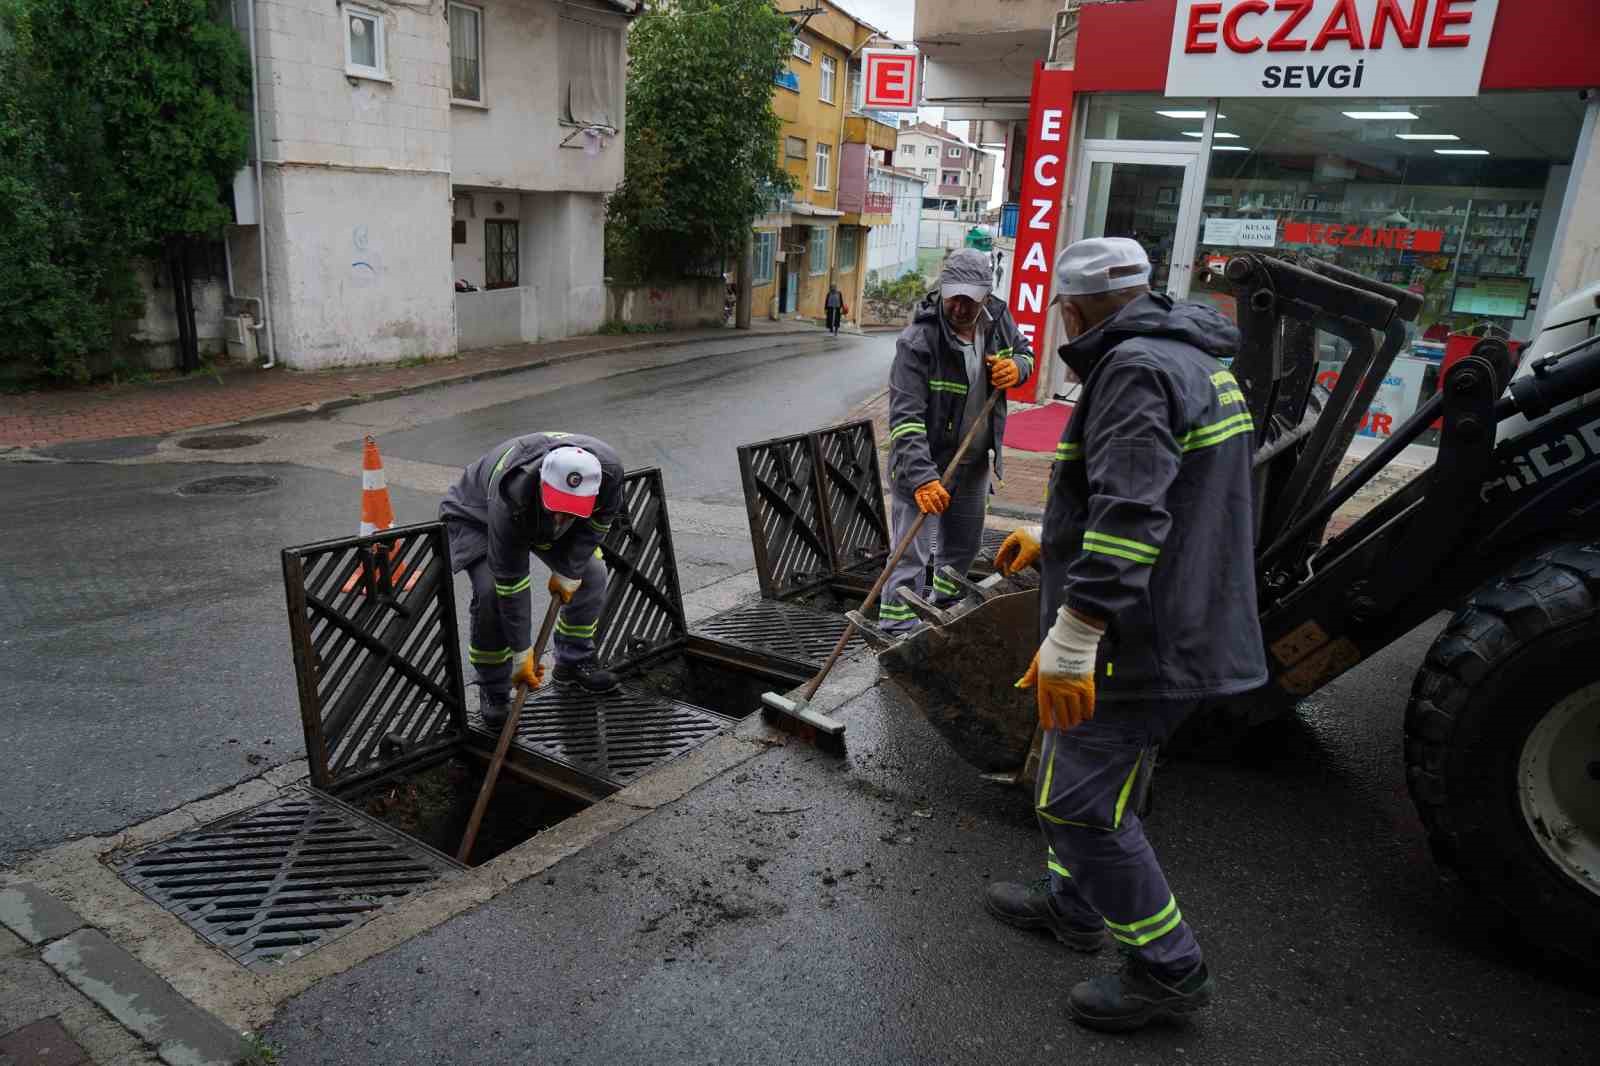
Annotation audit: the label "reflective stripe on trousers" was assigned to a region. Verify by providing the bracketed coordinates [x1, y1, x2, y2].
[463, 548, 608, 700]
[879, 461, 989, 631]
[1035, 699, 1203, 974]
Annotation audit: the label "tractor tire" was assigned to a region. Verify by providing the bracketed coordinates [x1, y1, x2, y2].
[1405, 543, 1600, 969]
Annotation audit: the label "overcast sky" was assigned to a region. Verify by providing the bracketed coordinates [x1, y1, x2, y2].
[829, 0, 915, 40]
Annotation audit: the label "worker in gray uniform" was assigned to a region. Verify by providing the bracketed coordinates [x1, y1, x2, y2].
[440, 432, 626, 727]
[989, 238, 1267, 1032]
[880, 248, 1033, 632]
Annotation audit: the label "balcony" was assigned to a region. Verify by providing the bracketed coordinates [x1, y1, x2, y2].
[864, 191, 894, 214]
[913, 0, 1056, 119]
[843, 114, 897, 153]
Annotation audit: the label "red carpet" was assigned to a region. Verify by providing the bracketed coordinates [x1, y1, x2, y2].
[1003, 401, 1074, 453]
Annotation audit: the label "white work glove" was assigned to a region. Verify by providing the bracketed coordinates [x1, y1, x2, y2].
[994, 524, 1043, 575]
[548, 572, 581, 604]
[511, 648, 546, 690]
[1015, 606, 1104, 732]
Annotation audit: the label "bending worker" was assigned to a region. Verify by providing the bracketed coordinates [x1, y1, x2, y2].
[988, 238, 1266, 1032]
[880, 248, 1033, 632]
[440, 432, 626, 727]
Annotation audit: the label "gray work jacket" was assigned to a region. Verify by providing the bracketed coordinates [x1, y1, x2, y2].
[439, 432, 624, 652]
[1040, 293, 1267, 702]
[886, 292, 1035, 490]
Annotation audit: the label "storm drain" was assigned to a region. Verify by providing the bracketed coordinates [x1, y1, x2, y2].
[177, 474, 279, 497]
[692, 600, 858, 670]
[474, 685, 732, 791]
[112, 790, 455, 971]
[177, 433, 266, 451]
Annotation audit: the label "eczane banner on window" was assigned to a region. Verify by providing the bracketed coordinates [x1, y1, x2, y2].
[1165, 0, 1500, 98]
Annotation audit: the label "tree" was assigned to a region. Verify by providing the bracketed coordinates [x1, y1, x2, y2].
[606, 0, 793, 282]
[0, 0, 250, 382]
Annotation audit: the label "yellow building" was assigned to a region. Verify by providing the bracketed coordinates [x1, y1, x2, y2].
[749, 2, 900, 324]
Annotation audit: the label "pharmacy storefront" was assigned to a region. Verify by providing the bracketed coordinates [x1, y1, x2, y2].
[1010, 0, 1599, 445]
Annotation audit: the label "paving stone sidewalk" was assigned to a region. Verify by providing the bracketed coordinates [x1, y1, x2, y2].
[0, 324, 830, 450]
[0, 884, 248, 1066]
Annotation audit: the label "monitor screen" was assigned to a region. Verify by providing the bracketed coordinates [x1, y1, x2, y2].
[1451, 275, 1533, 319]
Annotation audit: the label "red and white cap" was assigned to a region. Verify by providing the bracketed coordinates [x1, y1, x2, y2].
[539, 446, 602, 517]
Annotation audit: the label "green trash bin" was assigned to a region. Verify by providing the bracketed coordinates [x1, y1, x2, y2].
[964, 227, 993, 251]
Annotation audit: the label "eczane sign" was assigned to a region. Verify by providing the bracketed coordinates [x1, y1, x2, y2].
[862, 49, 919, 110]
[1165, 0, 1500, 98]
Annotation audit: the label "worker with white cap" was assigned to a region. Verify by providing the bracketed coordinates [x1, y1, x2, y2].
[987, 237, 1267, 1031]
[440, 432, 627, 726]
[880, 247, 1034, 632]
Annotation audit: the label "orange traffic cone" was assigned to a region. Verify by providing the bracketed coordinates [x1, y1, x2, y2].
[344, 436, 410, 593]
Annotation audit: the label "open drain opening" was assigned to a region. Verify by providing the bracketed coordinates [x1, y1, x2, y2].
[626, 649, 802, 721]
[352, 756, 586, 867]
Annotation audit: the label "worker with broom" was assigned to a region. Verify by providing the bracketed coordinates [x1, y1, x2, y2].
[440, 432, 627, 728]
[879, 248, 1034, 634]
[987, 238, 1266, 1032]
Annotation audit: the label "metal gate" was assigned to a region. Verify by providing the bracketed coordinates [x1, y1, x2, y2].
[736, 420, 890, 600]
[281, 522, 467, 792]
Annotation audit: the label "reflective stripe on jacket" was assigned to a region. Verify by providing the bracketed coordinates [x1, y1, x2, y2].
[439, 431, 624, 652]
[1040, 292, 1266, 701]
[887, 292, 1034, 490]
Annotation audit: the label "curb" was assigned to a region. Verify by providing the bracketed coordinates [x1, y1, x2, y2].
[0, 883, 248, 1066]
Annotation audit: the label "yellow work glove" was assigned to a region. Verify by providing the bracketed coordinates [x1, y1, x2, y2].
[914, 478, 951, 515]
[987, 354, 1022, 389]
[994, 524, 1043, 575]
[1015, 606, 1104, 732]
[511, 648, 547, 690]
[547, 572, 581, 604]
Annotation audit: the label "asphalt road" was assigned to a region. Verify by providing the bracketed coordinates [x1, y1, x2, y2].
[264, 620, 1600, 1065]
[0, 334, 895, 865]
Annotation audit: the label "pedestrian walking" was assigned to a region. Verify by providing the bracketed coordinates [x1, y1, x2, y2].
[439, 432, 627, 728]
[879, 247, 1033, 632]
[824, 284, 845, 335]
[988, 237, 1266, 1031]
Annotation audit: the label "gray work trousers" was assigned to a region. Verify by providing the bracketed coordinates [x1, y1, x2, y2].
[462, 548, 607, 701]
[1037, 699, 1203, 977]
[878, 459, 989, 631]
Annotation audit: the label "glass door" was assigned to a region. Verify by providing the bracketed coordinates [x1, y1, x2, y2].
[1070, 149, 1204, 299]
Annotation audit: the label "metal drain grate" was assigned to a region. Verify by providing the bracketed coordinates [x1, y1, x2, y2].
[113, 790, 455, 971]
[593, 469, 689, 670]
[816, 421, 889, 574]
[737, 432, 833, 598]
[692, 600, 859, 670]
[178, 474, 279, 497]
[475, 685, 730, 790]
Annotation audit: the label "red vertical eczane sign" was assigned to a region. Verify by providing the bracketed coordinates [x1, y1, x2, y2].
[1007, 65, 1074, 404]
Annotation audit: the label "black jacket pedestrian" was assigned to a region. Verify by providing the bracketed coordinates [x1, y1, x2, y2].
[1040, 292, 1266, 701]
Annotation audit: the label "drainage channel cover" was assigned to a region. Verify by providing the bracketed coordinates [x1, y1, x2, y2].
[471, 685, 731, 792]
[178, 474, 279, 497]
[112, 789, 456, 971]
[177, 433, 267, 450]
[692, 600, 859, 671]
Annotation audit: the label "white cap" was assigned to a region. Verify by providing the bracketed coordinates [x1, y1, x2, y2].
[1054, 237, 1152, 296]
[540, 446, 603, 517]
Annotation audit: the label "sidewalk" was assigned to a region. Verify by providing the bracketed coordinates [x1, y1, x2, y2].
[0, 884, 247, 1066]
[0, 322, 833, 450]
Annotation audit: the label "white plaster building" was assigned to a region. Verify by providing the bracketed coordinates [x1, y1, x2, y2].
[225, 0, 635, 369]
[864, 165, 924, 285]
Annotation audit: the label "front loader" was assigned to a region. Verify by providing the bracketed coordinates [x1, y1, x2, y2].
[881, 253, 1600, 968]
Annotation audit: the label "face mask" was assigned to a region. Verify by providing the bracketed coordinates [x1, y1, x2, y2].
[551, 514, 575, 538]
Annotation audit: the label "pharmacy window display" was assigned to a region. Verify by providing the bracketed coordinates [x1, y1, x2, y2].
[1183, 93, 1586, 440]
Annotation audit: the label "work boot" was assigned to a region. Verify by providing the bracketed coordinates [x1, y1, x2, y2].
[1068, 957, 1215, 1033]
[984, 877, 1111, 953]
[553, 657, 620, 694]
[478, 689, 512, 730]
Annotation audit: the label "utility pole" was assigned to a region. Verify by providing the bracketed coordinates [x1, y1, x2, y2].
[736, 231, 754, 330]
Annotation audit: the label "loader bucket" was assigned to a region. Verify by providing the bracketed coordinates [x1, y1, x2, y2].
[878, 586, 1040, 772]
